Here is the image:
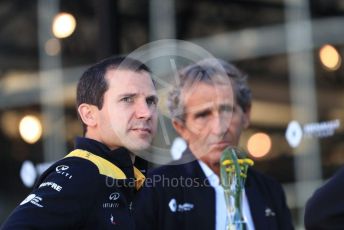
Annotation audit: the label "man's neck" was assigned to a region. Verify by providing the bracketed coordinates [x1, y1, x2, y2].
[209, 163, 220, 177]
[199, 160, 220, 177]
[129, 152, 135, 164]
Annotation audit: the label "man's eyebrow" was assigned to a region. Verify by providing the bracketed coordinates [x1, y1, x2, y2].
[117, 93, 137, 98]
[186, 102, 212, 113]
[117, 93, 158, 101]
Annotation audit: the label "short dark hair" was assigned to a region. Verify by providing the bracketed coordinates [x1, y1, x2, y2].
[76, 56, 151, 135]
[168, 58, 251, 122]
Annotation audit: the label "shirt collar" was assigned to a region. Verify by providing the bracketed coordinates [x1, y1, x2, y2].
[198, 160, 220, 186]
[75, 136, 111, 155]
[74, 136, 134, 178]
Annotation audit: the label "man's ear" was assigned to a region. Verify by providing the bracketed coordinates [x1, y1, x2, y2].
[78, 103, 98, 128]
[172, 119, 188, 140]
[242, 105, 251, 129]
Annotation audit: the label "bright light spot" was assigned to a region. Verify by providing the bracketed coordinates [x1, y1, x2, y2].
[247, 132, 271, 158]
[44, 38, 61, 56]
[319, 44, 341, 71]
[52, 12, 76, 39]
[19, 115, 42, 144]
[170, 137, 187, 160]
[20, 161, 37, 187]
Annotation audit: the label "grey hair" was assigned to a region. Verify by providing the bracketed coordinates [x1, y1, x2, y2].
[167, 58, 251, 122]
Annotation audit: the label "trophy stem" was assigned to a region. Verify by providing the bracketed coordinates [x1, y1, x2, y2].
[220, 147, 253, 230]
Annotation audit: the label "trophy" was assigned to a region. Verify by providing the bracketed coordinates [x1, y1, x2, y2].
[220, 147, 254, 230]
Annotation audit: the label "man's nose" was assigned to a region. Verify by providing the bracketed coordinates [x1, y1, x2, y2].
[211, 114, 228, 136]
[135, 100, 152, 119]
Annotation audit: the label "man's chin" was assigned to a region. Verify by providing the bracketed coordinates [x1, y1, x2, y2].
[127, 140, 152, 152]
[212, 144, 228, 152]
[209, 152, 223, 165]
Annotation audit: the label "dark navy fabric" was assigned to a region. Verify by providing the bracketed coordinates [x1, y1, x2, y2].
[134, 149, 294, 230]
[305, 167, 344, 230]
[1, 137, 141, 230]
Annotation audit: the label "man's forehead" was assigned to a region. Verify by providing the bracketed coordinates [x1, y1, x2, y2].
[107, 69, 153, 85]
[106, 68, 151, 80]
[184, 83, 233, 100]
[105, 69, 156, 95]
[182, 83, 234, 110]
[185, 100, 234, 113]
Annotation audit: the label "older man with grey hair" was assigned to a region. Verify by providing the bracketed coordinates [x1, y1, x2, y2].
[134, 58, 294, 230]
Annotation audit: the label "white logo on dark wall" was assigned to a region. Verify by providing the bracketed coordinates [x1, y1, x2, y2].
[285, 121, 303, 148]
[285, 119, 340, 148]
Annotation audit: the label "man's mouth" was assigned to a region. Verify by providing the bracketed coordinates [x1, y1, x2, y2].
[131, 128, 151, 134]
[211, 141, 231, 148]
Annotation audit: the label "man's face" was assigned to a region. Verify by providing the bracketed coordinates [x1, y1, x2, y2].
[95, 69, 158, 151]
[173, 82, 250, 172]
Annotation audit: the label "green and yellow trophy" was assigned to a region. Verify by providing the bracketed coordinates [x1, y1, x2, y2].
[220, 147, 254, 230]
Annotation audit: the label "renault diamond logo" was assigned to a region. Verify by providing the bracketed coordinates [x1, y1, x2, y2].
[169, 198, 177, 212]
[285, 121, 303, 148]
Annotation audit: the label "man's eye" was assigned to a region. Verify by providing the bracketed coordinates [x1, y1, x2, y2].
[221, 105, 235, 113]
[195, 111, 209, 118]
[146, 98, 157, 106]
[121, 97, 134, 103]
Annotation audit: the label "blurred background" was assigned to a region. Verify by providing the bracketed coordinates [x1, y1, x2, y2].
[0, 0, 343, 229]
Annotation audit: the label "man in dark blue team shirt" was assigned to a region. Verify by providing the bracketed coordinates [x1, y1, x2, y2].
[2, 56, 158, 229]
